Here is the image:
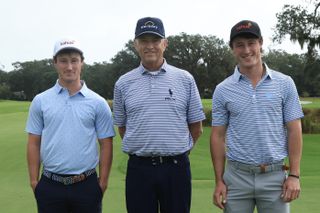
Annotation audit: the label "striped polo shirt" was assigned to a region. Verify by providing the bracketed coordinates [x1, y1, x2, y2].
[113, 61, 205, 156]
[212, 64, 304, 165]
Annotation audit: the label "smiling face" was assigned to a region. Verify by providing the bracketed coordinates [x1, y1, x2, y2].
[54, 51, 83, 87]
[134, 34, 168, 71]
[231, 36, 263, 71]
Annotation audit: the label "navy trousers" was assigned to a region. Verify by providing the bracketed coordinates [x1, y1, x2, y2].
[34, 173, 103, 213]
[126, 153, 191, 213]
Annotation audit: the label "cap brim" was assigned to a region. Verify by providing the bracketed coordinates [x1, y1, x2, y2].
[135, 31, 164, 39]
[231, 31, 260, 41]
[54, 47, 83, 57]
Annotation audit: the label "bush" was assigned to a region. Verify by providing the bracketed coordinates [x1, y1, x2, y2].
[0, 84, 12, 99]
[302, 108, 320, 133]
[202, 107, 212, 127]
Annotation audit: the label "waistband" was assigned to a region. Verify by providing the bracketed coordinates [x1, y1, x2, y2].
[42, 168, 96, 185]
[227, 160, 289, 174]
[129, 151, 189, 166]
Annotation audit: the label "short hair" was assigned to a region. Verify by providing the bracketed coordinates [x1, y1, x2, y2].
[53, 49, 84, 62]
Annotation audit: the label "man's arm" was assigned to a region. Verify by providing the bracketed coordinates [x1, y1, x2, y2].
[27, 133, 41, 192]
[282, 119, 303, 202]
[98, 137, 113, 194]
[188, 121, 203, 144]
[210, 125, 227, 209]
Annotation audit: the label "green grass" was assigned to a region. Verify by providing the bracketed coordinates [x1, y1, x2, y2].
[202, 97, 320, 110]
[0, 100, 319, 212]
[300, 97, 320, 109]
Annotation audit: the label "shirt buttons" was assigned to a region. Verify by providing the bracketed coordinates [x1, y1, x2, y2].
[252, 94, 256, 103]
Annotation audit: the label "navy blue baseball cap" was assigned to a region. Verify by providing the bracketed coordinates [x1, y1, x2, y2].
[229, 20, 262, 45]
[135, 17, 165, 39]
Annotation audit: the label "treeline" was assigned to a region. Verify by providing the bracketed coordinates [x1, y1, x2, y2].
[0, 33, 319, 101]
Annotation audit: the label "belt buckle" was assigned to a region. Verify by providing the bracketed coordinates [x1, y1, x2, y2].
[151, 156, 163, 166]
[151, 157, 157, 166]
[259, 164, 266, 173]
[71, 174, 84, 184]
[63, 177, 72, 185]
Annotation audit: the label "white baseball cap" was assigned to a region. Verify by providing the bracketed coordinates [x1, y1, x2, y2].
[53, 38, 83, 57]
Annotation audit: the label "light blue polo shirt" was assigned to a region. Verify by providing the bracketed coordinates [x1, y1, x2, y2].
[113, 61, 205, 156]
[26, 81, 115, 174]
[212, 64, 304, 165]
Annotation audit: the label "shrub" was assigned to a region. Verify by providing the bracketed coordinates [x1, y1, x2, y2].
[302, 108, 320, 133]
[202, 107, 212, 127]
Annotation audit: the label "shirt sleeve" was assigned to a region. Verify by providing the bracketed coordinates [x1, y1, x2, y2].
[211, 85, 229, 126]
[187, 76, 206, 124]
[25, 95, 43, 135]
[283, 76, 304, 123]
[95, 98, 115, 139]
[113, 83, 127, 127]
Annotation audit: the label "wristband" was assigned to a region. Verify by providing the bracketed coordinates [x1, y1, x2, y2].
[288, 174, 300, 179]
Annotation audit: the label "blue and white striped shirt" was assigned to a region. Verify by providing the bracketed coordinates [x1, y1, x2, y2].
[26, 81, 115, 174]
[113, 61, 205, 156]
[212, 64, 304, 165]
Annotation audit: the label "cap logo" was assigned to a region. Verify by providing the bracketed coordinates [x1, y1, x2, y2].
[236, 22, 252, 31]
[60, 40, 75, 46]
[141, 21, 158, 29]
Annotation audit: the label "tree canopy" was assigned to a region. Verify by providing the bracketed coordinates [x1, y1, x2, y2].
[1, 29, 320, 100]
[273, 0, 320, 58]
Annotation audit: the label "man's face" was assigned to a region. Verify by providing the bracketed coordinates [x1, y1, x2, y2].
[231, 37, 263, 69]
[134, 34, 168, 69]
[54, 52, 83, 85]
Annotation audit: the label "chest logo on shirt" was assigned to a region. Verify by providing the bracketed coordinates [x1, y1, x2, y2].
[165, 88, 175, 101]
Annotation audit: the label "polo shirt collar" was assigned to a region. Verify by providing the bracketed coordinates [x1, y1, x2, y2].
[53, 80, 88, 97]
[139, 59, 168, 75]
[232, 63, 273, 82]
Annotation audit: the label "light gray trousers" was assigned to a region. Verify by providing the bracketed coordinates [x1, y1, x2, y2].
[223, 161, 289, 213]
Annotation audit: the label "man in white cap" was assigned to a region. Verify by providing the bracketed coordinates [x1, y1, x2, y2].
[26, 38, 115, 213]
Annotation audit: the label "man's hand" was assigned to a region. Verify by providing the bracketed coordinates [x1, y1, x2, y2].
[98, 178, 108, 195]
[30, 180, 38, 193]
[213, 180, 227, 209]
[281, 176, 301, 202]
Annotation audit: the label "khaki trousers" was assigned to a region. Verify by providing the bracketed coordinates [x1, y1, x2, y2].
[223, 161, 289, 213]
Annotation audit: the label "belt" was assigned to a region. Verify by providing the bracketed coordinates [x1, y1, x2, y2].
[228, 160, 289, 174]
[42, 169, 96, 185]
[129, 152, 189, 166]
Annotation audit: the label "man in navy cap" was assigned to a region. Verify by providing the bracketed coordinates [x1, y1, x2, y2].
[113, 17, 205, 213]
[210, 20, 303, 213]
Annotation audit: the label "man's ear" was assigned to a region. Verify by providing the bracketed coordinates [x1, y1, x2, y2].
[163, 38, 168, 48]
[259, 37, 263, 45]
[133, 39, 139, 51]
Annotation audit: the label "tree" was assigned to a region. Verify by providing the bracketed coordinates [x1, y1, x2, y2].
[111, 41, 139, 68]
[263, 50, 305, 94]
[273, 0, 320, 58]
[273, 0, 320, 96]
[82, 62, 115, 99]
[0, 83, 11, 99]
[165, 33, 234, 97]
[8, 60, 56, 100]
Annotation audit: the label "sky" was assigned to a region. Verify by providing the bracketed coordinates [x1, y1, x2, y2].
[0, 0, 308, 71]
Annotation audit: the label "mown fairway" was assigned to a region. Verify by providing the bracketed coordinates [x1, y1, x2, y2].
[0, 100, 319, 212]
